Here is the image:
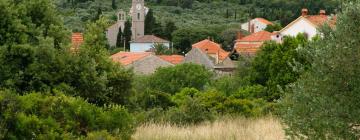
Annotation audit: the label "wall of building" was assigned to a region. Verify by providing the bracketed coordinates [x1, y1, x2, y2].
[127, 55, 173, 75]
[106, 22, 125, 47]
[183, 48, 214, 69]
[130, 42, 170, 52]
[241, 19, 268, 33]
[281, 18, 318, 39]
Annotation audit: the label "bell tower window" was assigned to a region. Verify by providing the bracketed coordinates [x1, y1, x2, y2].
[137, 13, 140, 20]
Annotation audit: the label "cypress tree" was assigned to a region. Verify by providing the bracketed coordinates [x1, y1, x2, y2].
[112, 0, 117, 10]
[144, 9, 155, 34]
[116, 26, 123, 48]
[123, 20, 132, 50]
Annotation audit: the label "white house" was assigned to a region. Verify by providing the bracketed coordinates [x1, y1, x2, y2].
[130, 35, 170, 52]
[241, 18, 273, 33]
[272, 9, 336, 43]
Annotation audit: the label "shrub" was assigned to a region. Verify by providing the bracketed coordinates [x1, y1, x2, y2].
[148, 63, 213, 94]
[136, 89, 175, 110]
[0, 90, 135, 139]
[223, 98, 267, 117]
[165, 98, 215, 125]
[230, 85, 267, 99]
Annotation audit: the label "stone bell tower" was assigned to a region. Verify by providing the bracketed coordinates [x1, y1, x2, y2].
[131, 0, 145, 40]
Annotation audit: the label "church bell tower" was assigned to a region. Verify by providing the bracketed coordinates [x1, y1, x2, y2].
[131, 0, 145, 40]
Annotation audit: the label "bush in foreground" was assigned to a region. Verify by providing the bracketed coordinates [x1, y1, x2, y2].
[0, 90, 135, 139]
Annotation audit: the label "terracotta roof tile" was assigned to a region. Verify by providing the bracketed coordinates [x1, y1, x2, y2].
[236, 31, 272, 42]
[255, 18, 273, 25]
[234, 43, 263, 55]
[132, 35, 169, 43]
[111, 52, 151, 66]
[192, 39, 230, 60]
[71, 33, 83, 48]
[305, 15, 329, 26]
[158, 55, 184, 64]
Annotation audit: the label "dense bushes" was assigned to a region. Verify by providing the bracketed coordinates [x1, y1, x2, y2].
[147, 63, 213, 94]
[0, 90, 135, 139]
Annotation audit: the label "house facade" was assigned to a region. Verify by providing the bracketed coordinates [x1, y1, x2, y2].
[183, 39, 235, 75]
[241, 18, 273, 33]
[130, 35, 170, 52]
[272, 9, 336, 43]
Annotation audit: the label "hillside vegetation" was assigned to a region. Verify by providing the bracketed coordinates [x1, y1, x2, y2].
[1, 0, 360, 139]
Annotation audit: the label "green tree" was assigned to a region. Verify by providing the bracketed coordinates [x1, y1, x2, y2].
[144, 9, 155, 34]
[0, 0, 68, 47]
[112, 0, 117, 10]
[281, 2, 360, 139]
[264, 23, 283, 32]
[163, 21, 177, 41]
[116, 27, 123, 48]
[123, 19, 132, 50]
[249, 34, 309, 101]
[148, 63, 213, 94]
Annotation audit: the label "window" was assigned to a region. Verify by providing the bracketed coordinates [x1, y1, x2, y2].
[137, 13, 140, 20]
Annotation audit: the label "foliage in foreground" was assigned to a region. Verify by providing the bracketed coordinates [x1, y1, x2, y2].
[0, 90, 135, 139]
[281, 1, 360, 139]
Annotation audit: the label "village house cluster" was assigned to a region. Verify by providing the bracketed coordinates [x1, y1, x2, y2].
[71, 0, 336, 75]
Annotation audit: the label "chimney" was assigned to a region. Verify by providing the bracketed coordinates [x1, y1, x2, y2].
[319, 10, 326, 16]
[250, 24, 255, 33]
[248, 20, 251, 33]
[301, 8, 308, 16]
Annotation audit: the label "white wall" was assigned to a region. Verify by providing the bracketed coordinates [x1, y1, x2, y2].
[281, 18, 318, 39]
[130, 42, 170, 52]
[241, 19, 268, 33]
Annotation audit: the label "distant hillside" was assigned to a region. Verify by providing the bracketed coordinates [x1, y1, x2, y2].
[56, 0, 340, 32]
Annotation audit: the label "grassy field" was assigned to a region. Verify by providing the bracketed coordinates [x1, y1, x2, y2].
[132, 116, 285, 140]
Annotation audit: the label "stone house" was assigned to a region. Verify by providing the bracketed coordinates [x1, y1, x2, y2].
[183, 39, 236, 75]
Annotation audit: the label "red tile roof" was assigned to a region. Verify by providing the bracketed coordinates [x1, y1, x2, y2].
[71, 33, 84, 48]
[132, 35, 169, 43]
[234, 43, 263, 55]
[236, 31, 272, 42]
[192, 39, 230, 60]
[111, 52, 151, 66]
[305, 15, 328, 26]
[255, 18, 273, 25]
[158, 55, 184, 64]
